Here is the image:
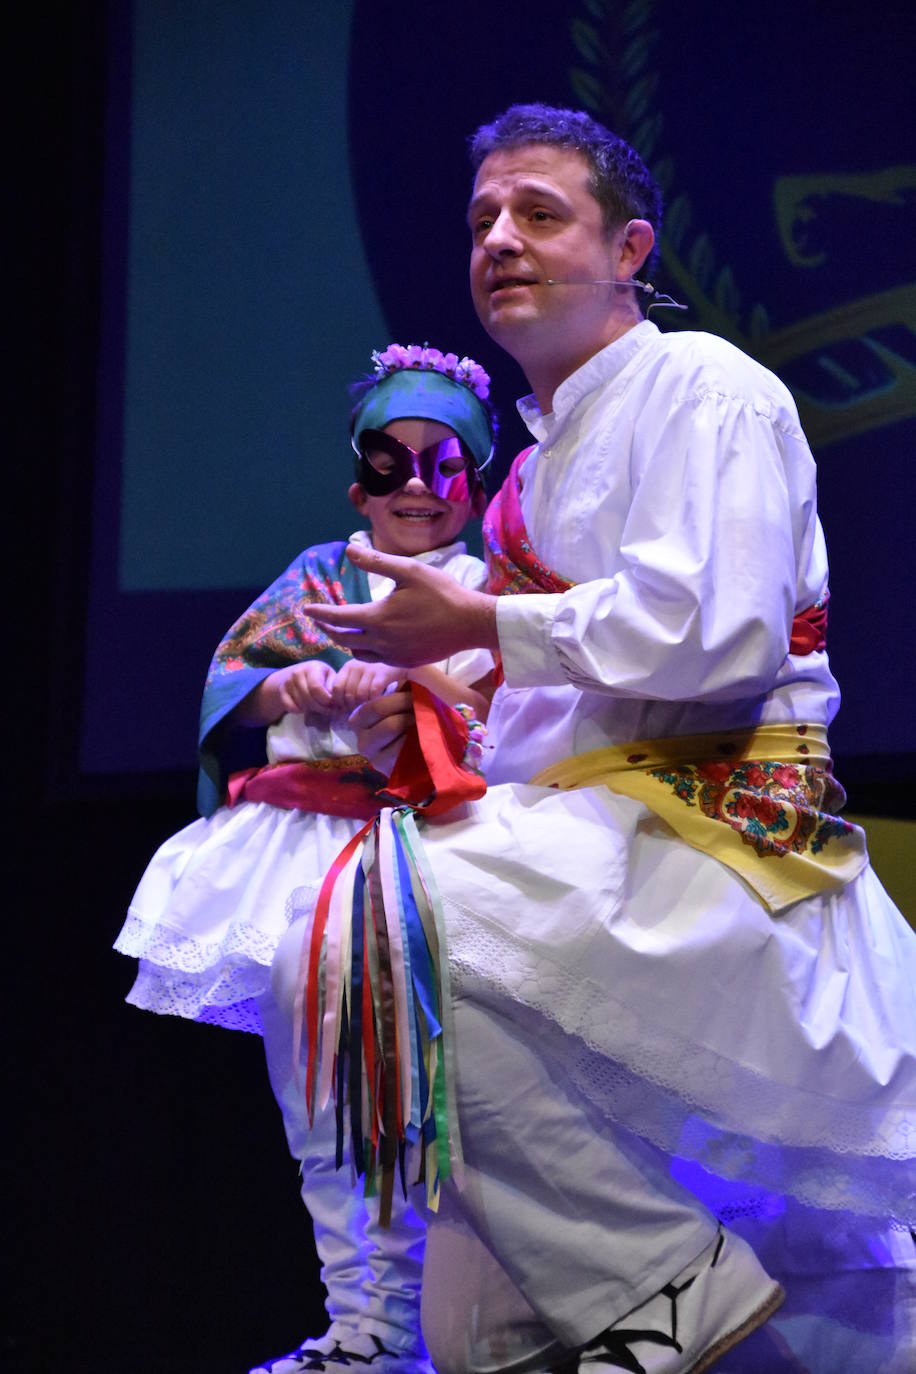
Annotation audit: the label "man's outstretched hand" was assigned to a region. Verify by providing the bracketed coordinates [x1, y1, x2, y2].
[307, 542, 499, 666]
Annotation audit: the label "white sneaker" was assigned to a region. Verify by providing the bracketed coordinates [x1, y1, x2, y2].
[577, 1226, 784, 1374]
[248, 1328, 433, 1374]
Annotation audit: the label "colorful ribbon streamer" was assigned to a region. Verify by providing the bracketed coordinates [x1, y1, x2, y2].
[289, 682, 480, 1220]
[294, 806, 463, 1220]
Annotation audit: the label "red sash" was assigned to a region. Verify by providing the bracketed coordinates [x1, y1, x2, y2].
[226, 682, 486, 819]
[789, 595, 829, 655]
[483, 449, 573, 597]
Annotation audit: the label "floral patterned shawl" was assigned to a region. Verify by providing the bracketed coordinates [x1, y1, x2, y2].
[197, 541, 370, 816]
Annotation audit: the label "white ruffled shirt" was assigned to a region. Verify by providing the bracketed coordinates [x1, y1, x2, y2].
[488, 321, 840, 784]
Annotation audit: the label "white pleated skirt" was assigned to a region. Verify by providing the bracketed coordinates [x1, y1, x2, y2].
[115, 801, 364, 1033]
[414, 781, 916, 1225]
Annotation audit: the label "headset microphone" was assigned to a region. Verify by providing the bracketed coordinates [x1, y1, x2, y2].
[542, 279, 688, 312]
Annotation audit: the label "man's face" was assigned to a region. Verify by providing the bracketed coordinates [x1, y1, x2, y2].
[468, 144, 626, 385]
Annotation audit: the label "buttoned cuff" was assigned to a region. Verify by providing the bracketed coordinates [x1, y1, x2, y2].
[496, 593, 570, 687]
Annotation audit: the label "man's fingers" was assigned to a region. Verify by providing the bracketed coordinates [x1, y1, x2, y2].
[349, 686, 415, 770]
[344, 541, 417, 582]
[371, 738, 406, 778]
[358, 716, 412, 773]
[350, 690, 413, 726]
[307, 603, 368, 628]
[305, 606, 381, 657]
[360, 712, 413, 743]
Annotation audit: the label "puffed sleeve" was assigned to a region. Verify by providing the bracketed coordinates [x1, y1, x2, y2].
[496, 390, 820, 703]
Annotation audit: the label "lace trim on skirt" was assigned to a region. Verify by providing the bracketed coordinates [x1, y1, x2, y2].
[444, 900, 915, 1227]
[114, 908, 283, 972]
[124, 959, 266, 1033]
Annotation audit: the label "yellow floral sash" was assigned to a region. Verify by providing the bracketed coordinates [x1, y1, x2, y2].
[531, 724, 868, 912]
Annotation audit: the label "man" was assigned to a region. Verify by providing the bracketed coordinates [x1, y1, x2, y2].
[285, 105, 915, 1373]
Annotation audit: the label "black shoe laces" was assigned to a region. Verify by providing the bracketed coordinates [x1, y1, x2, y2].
[263, 1335, 396, 1372]
[576, 1271, 700, 1374]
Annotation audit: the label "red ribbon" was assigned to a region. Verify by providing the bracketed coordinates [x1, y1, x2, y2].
[790, 595, 829, 655]
[381, 683, 486, 818]
[297, 819, 374, 1120]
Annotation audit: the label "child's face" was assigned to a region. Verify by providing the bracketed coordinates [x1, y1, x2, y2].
[349, 417, 485, 556]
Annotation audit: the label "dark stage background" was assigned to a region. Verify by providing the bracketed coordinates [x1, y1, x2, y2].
[14, 2, 915, 1371]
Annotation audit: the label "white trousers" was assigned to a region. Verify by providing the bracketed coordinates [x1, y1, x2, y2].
[420, 993, 717, 1367]
[260, 992, 429, 1356]
[270, 929, 717, 1365]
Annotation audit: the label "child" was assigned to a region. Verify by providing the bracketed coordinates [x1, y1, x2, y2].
[114, 343, 497, 1374]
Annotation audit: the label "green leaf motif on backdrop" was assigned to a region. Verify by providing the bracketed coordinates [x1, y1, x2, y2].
[568, 0, 915, 450]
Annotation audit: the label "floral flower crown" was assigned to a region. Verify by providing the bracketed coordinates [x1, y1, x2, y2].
[371, 343, 490, 401]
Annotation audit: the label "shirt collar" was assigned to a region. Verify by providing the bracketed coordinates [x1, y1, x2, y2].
[517, 319, 660, 440]
[349, 527, 467, 565]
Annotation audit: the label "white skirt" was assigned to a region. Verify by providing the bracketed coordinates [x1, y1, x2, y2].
[115, 800, 357, 1033]
[415, 781, 916, 1226]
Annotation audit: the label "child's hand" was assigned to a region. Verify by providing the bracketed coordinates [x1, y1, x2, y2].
[263, 661, 337, 718]
[330, 659, 404, 714]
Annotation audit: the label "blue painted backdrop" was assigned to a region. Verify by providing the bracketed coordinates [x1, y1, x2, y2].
[81, 0, 915, 787]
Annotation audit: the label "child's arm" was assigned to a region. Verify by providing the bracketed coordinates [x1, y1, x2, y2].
[230, 660, 337, 727]
[330, 659, 492, 724]
[407, 664, 493, 723]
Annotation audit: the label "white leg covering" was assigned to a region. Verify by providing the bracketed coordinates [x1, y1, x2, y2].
[422, 1185, 564, 1374]
[260, 991, 429, 1359]
[421, 992, 720, 1358]
[270, 922, 722, 1369]
[360, 1172, 428, 1354]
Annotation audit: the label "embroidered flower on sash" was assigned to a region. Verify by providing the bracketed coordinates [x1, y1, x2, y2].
[648, 758, 856, 860]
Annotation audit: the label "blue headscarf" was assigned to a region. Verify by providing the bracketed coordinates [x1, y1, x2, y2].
[351, 358, 494, 469]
